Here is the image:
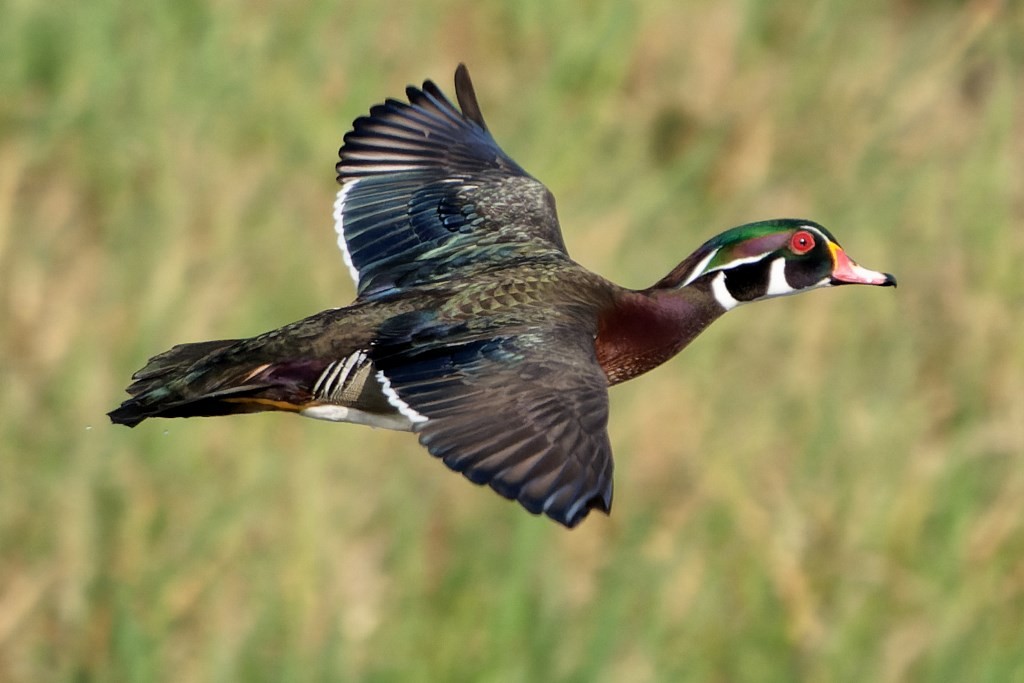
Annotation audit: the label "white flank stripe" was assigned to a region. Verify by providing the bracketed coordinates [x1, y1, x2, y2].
[324, 360, 346, 392]
[333, 350, 364, 394]
[711, 271, 741, 311]
[315, 350, 371, 400]
[333, 180, 362, 288]
[313, 360, 338, 396]
[375, 370, 429, 424]
[765, 258, 794, 297]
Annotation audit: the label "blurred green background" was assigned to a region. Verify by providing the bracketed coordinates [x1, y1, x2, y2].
[2, 0, 1022, 680]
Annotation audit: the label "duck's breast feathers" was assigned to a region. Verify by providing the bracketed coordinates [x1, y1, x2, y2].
[335, 65, 569, 298]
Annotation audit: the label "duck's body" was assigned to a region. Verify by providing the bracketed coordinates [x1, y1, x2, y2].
[111, 65, 894, 527]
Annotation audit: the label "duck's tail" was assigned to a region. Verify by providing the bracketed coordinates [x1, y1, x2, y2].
[108, 339, 326, 427]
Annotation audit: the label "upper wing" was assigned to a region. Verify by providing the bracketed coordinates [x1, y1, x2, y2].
[335, 64, 569, 298]
[372, 316, 614, 528]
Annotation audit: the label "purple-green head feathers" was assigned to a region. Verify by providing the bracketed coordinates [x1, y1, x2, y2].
[655, 219, 895, 309]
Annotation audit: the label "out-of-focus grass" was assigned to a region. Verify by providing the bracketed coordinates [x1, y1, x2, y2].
[2, 0, 1022, 680]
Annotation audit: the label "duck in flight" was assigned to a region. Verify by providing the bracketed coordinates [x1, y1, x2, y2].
[110, 65, 895, 527]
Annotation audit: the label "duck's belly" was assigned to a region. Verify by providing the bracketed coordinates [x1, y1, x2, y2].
[299, 403, 415, 431]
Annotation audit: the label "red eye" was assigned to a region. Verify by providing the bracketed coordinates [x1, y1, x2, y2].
[790, 230, 815, 255]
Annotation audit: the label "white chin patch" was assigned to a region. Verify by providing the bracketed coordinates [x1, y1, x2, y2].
[765, 257, 795, 297]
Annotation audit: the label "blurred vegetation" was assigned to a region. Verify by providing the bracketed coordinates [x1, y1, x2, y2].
[2, 0, 1022, 680]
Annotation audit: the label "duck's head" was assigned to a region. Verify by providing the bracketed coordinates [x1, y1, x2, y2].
[661, 219, 896, 310]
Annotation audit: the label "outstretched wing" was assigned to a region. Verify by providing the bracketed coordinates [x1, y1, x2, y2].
[372, 317, 614, 528]
[335, 64, 569, 298]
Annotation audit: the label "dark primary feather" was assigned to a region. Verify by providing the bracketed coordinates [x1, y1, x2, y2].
[453, 63, 488, 130]
[374, 326, 614, 527]
[335, 65, 569, 298]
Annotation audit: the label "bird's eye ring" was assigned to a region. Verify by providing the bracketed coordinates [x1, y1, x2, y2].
[790, 230, 815, 255]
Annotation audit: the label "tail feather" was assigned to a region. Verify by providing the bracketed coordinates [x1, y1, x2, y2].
[108, 382, 278, 427]
[127, 340, 237, 388]
[108, 338, 306, 427]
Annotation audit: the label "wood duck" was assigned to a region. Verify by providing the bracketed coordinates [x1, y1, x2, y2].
[110, 65, 895, 527]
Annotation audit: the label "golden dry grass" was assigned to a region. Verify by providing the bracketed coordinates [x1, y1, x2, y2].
[2, 0, 1023, 680]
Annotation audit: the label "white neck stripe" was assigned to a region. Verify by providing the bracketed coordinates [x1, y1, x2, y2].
[711, 272, 741, 310]
[765, 258, 794, 297]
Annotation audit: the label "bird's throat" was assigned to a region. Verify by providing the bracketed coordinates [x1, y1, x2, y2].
[595, 288, 724, 385]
